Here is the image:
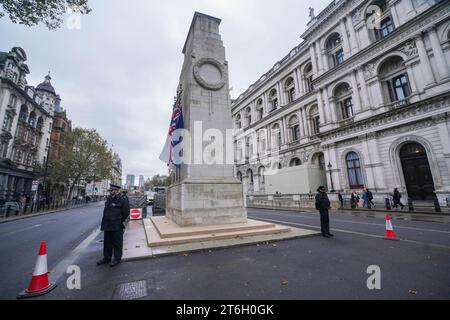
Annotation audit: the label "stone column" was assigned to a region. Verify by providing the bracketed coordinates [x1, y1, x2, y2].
[277, 82, 284, 106]
[415, 33, 436, 87]
[361, 138, 376, 189]
[317, 90, 326, 124]
[328, 146, 342, 191]
[322, 86, 332, 123]
[370, 78, 384, 108]
[390, 3, 400, 28]
[303, 108, 310, 137]
[340, 19, 351, 58]
[405, 64, 419, 95]
[329, 98, 339, 123]
[316, 42, 324, 74]
[350, 69, 362, 114]
[428, 27, 450, 81]
[346, 16, 359, 54]
[360, 22, 371, 48]
[281, 116, 288, 145]
[309, 44, 318, 76]
[321, 48, 329, 73]
[263, 92, 269, 115]
[367, 135, 387, 190]
[357, 67, 370, 109]
[294, 68, 302, 98]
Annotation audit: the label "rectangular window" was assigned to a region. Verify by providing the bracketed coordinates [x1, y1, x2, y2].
[341, 98, 354, 119]
[378, 18, 394, 39]
[334, 49, 344, 66]
[291, 125, 300, 142]
[388, 74, 411, 102]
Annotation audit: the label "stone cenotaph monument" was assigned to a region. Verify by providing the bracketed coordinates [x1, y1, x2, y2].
[143, 12, 318, 254]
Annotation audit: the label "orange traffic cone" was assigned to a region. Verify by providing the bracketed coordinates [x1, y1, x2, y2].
[17, 242, 57, 299]
[384, 214, 399, 241]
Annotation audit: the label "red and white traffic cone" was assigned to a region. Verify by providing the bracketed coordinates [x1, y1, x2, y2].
[17, 242, 57, 299]
[384, 214, 399, 241]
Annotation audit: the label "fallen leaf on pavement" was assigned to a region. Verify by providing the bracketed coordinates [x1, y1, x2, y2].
[281, 279, 289, 285]
[409, 290, 418, 295]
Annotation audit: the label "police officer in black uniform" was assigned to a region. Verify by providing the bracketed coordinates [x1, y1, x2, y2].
[315, 186, 334, 238]
[97, 184, 130, 267]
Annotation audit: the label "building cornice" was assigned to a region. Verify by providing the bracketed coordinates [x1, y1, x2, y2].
[312, 1, 450, 88]
[319, 92, 450, 145]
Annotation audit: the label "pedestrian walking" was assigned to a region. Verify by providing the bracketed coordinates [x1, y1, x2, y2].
[338, 192, 343, 209]
[315, 186, 334, 238]
[361, 189, 367, 208]
[351, 191, 360, 208]
[366, 188, 374, 209]
[97, 184, 130, 267]
[392, 188, 405, 209]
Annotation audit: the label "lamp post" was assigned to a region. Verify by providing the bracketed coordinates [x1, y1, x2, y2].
[327, 162, 335, 193]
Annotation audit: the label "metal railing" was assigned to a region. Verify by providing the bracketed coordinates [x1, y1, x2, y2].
[0, 196, 106, 219]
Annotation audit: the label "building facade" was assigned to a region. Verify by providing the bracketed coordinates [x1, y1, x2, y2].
[0, 47, 54, 201]
[126, 174, 135, 188]
[232, 0, 450, 206]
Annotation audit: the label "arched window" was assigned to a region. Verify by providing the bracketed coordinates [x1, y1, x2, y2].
[346, 152, 365, 189]
[304, 63, 314, 93]
[235, 114, 242, 129]
[288, 115, 300, 142]
[285, 77, 296, 103]
[245, 107, 252, 127]
[28, 111, 36, 127]
[271, 123, 282, 149]
[326, 33, 344, 67]
[8, 94, 17, 108]
[269, 89, 278, 112]
[379, 56, 411, 103]
[236, 171, 243, 182]
[334, 83, 354, 120]
[247, 169, 254, 186]
[289, 157, 302, 167]
[19, 105, 28, 122]
[37, 117, 44, 131]
[366, 0, 394, 42]
[256, 99, 264, 120]
[309, 105, 320, 135]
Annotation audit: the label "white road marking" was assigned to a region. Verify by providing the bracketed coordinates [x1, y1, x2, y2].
[249, 216, 450, 250]
[49, 227, 102, 285]
[249, 209, 450, 234]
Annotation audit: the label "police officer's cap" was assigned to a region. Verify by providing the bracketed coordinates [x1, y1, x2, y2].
[109, 183, 121, 191]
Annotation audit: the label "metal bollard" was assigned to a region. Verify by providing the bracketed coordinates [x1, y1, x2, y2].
[385, 198, 391, 210]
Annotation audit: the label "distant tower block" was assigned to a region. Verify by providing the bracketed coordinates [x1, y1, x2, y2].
[166, 12, 247, 227]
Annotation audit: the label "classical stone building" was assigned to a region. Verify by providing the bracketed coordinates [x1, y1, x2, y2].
[0, 47, 54, 200]
[232, 0, 450, 206]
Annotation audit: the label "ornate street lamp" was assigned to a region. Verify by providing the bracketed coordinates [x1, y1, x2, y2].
[327, 162, 335, 193]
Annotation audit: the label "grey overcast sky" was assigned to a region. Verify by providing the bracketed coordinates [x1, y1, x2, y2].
[0, 0, 330, 182]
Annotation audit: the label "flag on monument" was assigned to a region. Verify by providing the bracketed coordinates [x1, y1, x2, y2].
[159, 87, 184, 166]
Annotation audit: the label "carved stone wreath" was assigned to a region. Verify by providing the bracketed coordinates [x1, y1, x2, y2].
[193, 58, 227, 91]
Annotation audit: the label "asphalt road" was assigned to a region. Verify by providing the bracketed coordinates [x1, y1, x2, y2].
[33, 207, 450, 300]
[0, 203, 104, 300]
[1, 206, 449, 300]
